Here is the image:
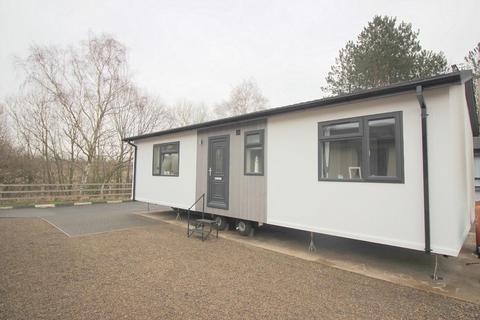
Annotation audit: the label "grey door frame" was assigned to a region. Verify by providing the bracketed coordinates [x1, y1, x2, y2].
[207, 134, 230, 209]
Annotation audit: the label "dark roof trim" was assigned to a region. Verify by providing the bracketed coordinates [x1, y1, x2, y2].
[465, 78, 479, 137]
[124, 71, 472, 142]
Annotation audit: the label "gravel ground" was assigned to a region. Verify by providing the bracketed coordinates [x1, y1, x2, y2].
[0, 218, 479, 320]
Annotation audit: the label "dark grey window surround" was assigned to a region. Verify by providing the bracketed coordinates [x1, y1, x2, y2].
[244, 129, 265, 176]
[152, 141, 180, 177]
[475, 151, 480, 191]
[318, 111, 404, 183]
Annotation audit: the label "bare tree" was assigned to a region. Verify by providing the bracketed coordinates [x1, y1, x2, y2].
[0, 103, 7, 143]
[8, 34, 169, 185]
[168, 99, 211, 127]
[464, 42, 480, 125]
[214, 79, 268, 118]
[106, 87, 170, 183]
[0, 101, 39, 184]
[465, 42, 480, 76]
[9, 91, 57, 183]
[15, 35, 159, 183]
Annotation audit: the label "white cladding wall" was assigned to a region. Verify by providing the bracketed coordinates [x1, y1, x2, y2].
[426, 85, 474, 254]
[266, 86, 473, 256]
[135, 131, 197, 208]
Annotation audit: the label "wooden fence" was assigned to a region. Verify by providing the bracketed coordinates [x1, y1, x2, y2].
[0, 183, 132, 205]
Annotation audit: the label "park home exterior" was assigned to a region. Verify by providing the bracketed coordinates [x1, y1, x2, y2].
[124, 71, 478, 257]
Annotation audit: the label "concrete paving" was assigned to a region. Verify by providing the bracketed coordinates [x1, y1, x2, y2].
[140, 208, 480, 305]
[0, 201, 167, 236]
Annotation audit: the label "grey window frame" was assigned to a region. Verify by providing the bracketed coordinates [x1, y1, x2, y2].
[152, 141, 180, 177]
[319, 117, 364, 139]
[474, 151, 480, 191]
[244, 129, 265, 176]
[318, 111, 404, 183]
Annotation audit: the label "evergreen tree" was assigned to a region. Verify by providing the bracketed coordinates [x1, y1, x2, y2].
[323, 16, 448, 95]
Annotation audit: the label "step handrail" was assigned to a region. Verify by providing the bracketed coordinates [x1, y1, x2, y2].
[187, 193, 205, 236]
[187, 193, 205, 212]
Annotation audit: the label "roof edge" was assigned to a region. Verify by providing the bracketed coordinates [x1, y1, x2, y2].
[124, 71, 464, 142]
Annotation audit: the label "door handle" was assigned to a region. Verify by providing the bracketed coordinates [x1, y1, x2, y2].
[208, 168, 212, 176]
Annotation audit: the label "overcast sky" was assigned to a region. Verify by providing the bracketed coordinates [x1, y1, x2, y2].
[1, 0, 479, 108]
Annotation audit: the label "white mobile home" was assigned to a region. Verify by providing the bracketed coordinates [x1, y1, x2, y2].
[124, 71, 478, 257]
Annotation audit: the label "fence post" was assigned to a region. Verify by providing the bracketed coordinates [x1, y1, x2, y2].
[100, 183, 105, 200]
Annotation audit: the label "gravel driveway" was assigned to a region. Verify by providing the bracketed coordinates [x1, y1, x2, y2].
[0, 217, 479, 320]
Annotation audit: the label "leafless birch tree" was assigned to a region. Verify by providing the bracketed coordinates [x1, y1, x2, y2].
[214, 79, 268, 118]
[168, 99, 211, 126]
[8, 34, 169, 184]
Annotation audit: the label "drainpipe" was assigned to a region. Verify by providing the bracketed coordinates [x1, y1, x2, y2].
[126, 141, 137, 201]
[416, 85, 431, 253]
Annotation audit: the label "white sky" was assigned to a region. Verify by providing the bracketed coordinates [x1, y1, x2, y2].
[1, 0, 479, 108]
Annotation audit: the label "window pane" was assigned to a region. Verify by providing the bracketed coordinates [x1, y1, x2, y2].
[161, 153, 179, 176]
[475, 157, 480, 190]
[246, 133, 261, 145]
[246, 146, 263, 174]
[368, 118, 396, 177]
[214, 148, 224, 173]
[153, 146, 160, 175]
[161, 143, 178, 153]
[321, 139, 362, 180]
[475, 156, 480, 178]
[323, 121, 359, 137]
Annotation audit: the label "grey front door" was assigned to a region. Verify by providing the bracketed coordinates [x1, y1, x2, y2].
[207, 135, 229, 209]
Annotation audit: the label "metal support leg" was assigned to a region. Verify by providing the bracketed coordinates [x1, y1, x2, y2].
[176, 208, 181, 220]
[308, 232, 316, 252]
[431, 254, 443, 281]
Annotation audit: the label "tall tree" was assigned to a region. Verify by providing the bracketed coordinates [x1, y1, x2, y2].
[0, 103, 7, 143]
[465, 42, 480, 76]
[9, 34, 168, 184]
[464, 42, 480, 123]
[168, 99, 211, 126]
[0, 103, 38, 184]
[323, 16, 448, 95]
[214, 79, 268, 118]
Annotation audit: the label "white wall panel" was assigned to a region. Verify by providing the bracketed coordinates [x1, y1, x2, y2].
[266, 87, 473, 256]
[427, 85, 474, 255]
[135, 131, 197, 209]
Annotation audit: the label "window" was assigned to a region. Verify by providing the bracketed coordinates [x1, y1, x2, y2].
[244, 130, 264, 175]
[153, 142, 179, 176]
[318, 112, 403, 183]
[368, 118, 397, 177]
[475, 152, 480, 191]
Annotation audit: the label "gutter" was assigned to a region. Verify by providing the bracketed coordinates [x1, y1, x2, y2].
[126, 141, 137, 201]
[123, 72, 463, 142]
[416, 85, 431, 253]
